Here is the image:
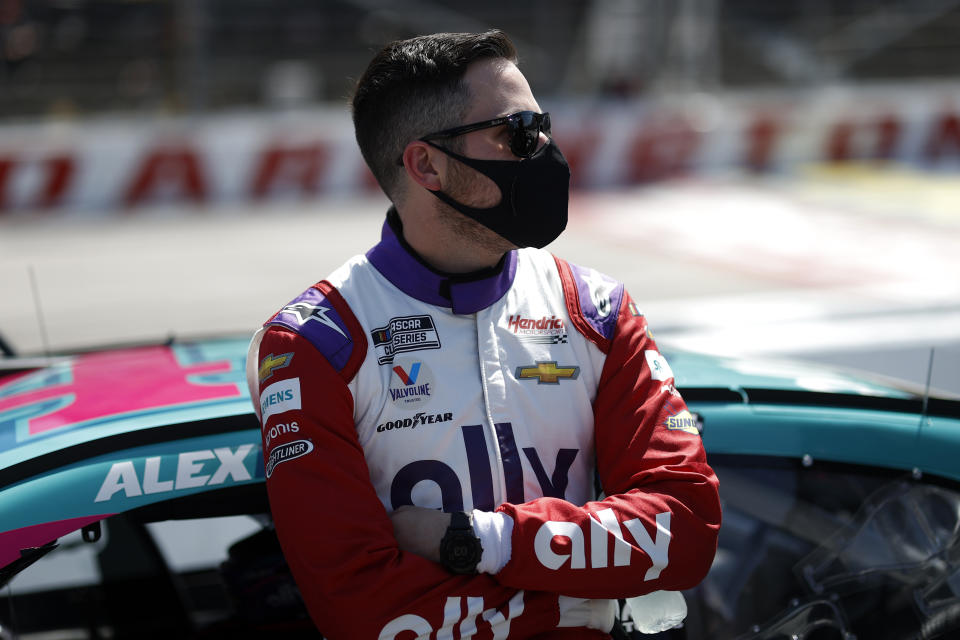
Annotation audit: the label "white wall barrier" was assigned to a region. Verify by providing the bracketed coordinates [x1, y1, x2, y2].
[0, 83, 958, 215]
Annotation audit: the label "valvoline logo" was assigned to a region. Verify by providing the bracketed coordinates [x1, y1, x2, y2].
[389, 360, 433, 407]
[392, 362, 422, 386]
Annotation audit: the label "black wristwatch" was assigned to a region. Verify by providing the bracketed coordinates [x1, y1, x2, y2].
[439, 511, 483, 574]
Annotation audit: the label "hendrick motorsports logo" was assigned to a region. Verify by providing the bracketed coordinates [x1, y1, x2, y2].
[371, 315, 441, 365]
[506, 314, 568, 344]
[265, 439, 314, 478]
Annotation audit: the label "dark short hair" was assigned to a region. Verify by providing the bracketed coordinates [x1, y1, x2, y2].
[351, 30, 518, 201]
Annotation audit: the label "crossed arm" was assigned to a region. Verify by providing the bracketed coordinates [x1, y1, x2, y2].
[255, 290, 721, 636]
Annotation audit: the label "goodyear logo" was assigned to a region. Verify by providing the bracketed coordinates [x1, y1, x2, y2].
[515, 361, 580, 385]
[665, 410, 701, 435]
[377, 411, 453, 433]
[258, 352, 293, 384]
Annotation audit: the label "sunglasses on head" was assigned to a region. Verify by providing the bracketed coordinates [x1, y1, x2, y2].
[420, 110, 551, 159]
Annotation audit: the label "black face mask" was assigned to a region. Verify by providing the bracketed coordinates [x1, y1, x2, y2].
[424, 139, 570, 249]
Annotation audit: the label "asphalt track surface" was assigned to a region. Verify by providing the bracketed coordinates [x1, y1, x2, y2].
[1, 170, 958, 394]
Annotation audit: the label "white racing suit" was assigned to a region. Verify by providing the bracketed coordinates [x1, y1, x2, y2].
[246, 212, 721, 639]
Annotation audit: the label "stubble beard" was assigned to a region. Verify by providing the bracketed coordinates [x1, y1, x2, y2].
[438, 160, 517, 256]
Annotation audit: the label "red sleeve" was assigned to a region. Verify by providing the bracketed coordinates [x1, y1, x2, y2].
[493, 290, 722, 599]
[256, 327, 567, 639]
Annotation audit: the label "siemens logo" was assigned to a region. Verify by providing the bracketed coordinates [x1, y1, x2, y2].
[262, 389, 294, 407]
[259, 378, 301, 422]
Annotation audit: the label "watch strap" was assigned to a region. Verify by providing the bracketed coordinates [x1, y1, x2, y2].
[449, 510, 472, 531]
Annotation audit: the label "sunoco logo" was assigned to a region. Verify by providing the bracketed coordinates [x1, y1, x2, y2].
[377, 411, 453, 433]
[665, 410, 700, 435]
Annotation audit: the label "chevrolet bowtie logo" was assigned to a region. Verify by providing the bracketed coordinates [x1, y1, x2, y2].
[258, 352, 293, 384]
[515, 361, 580, 385]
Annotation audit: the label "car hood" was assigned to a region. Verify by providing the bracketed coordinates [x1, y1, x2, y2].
[666, 349, 942, 400]
[666, 349, 960, 485]
[1, 341, 948, 480]
[0, 338, 255, 483]
[2, 338, 955, 577]
[0, 337, 261, 578]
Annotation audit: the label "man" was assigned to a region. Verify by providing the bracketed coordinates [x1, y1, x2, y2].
[246, 30, 721, 639]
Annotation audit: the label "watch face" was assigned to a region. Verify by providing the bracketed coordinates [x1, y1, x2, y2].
[451, 537, 477, 561]
[441, 530, 482, 574]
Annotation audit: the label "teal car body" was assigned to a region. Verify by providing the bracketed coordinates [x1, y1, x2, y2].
[669, 351, 960, 482]
[1, 338, 959, 638]
[0, 339, 260, 575]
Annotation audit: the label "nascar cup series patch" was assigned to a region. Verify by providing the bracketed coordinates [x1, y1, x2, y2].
[371, 315, 441, 365]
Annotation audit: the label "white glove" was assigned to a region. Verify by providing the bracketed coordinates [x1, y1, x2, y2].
[625, 590, 688, 634]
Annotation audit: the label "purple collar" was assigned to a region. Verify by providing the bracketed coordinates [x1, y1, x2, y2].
[366, 213, 518, 315]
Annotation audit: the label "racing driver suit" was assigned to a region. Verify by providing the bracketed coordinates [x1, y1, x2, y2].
[246, 211, 721, 639]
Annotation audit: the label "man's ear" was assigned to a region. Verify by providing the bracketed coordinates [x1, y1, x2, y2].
[401, 141, 444, 191]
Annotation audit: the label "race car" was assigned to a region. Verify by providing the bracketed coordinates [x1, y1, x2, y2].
[1, 336, 958, 639]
